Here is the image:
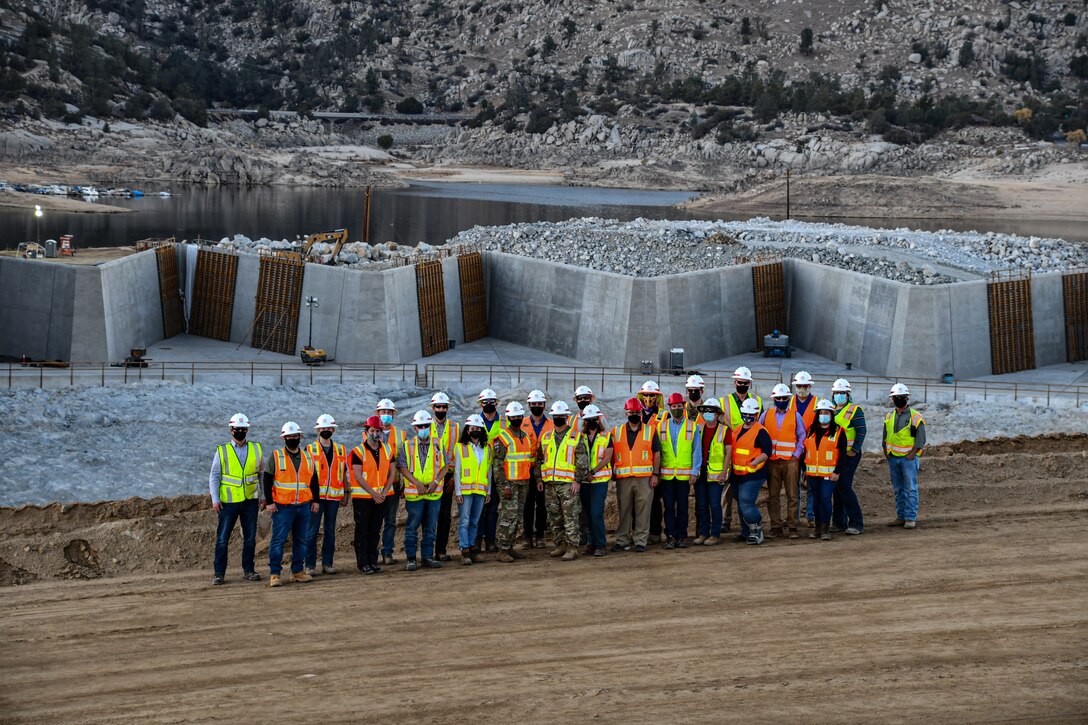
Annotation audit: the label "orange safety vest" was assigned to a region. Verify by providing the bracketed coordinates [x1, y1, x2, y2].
[382, 425, 406, 459]
[731, 423, 768, 476]
[525, 416, 555, 457]
[496, 430, 534, 482]
[307, 441, 348, 499]
[804, 426, 842, 478]
[271, 448, 315, 505]
[611, 423, 655, 478]
[349, 441, 393, 499]
[763, 409, 799, 461]
[789, 395, 817, 433]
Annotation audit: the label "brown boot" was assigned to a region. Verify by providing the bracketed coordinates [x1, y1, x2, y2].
[509, 546, 526, 560]
[469, 546, 483, 563]
[561, 547, 579, 561]
[497, 549, 515, 563]
[461, 548, 473, 565]
[548, 543, 567, 558]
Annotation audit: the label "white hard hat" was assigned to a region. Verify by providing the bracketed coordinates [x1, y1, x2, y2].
[229, 413, 250, 428]
[526, 389, 547, 403]
[740, 398, 760, 415]
[430, 391, 451, 405]
[411, 410, 433, 426]
[280, 421, 302, 437]
[639, 380, 662, 395]
[580, 404, 603, 419]
[700, 397, 723, 411]
[314, 413, 337, 429]
[831, 378, 852, 393]
[685, 374, 705, 389]
[793, 370, 813, 386]
[771, 383, 792, 398]
[549, 400, 572, 416]
[574, 385, 594, 397]
[889, 383, 910, 397]
[733, 367, 753, 381]
[815, 399, 836, 412]
[478, 388, 498, 401]
[465, 413, 485, 427]
[504, 401, 525, 417]
[376, 398, 397, 411]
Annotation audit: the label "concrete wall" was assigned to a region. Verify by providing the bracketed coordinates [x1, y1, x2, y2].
[1032, 272, 1067, 367]
[441, 255, 465, 346]
[99, 250, 163, 360]
[0, 257, 76, 361]
[228, 252, 259, 346]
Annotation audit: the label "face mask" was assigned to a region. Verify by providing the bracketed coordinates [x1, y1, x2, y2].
[507, 417, 523, 430]
[576, 399, 590, 410]
[892, 396, 909, 408]
[231, 428, 247, 441]
[367, 432, 381, 442]
[627, 414, 642, 425]
[702, 412, 717, 423]
[688, 390, 701, 401]
[832, 393, 848, 406]
[433, 409, 447, 421]
[735, 383, 750, 394]
[584, 419, 598, 431]
[552, 416, 568, 428]
[670, 407, 684, 420]
[638, 396, 656, 410]
[741, 414, 756, 425]
[416, 428, 430, 440]
[319, 430, 333, 440]
[774, 399, 789, 411]
[529, 405, 545, 416]
[818, 413, 832, 425]
[380, 414, 393, 425]
[796, 387, 811, 397]
[482, 403, 497, 414]
[284, 436, 301, 449]
[470, 431, 485, 443]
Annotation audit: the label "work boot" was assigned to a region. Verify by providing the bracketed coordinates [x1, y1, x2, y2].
[704, 536, 720, 546]
[381, 554, 394, 566]
[269, 574, 282, 588]
[663, 537, 676, 550]
[212, 575, 224, 585]
[548, 543, 568, 558]
[438, 553, 452, 562]
[405, 560, 418, 571]
[787, 529, 800, 539]
[509, 547, 526, 560]
[461, 548, 473, 566]
[497, 549, 515, 563]
[426, 559, 443, 569]
[561, 548, 579, 561]
[904, 520, 917, 529]
[809, 526, 820, 539]
[242, 571, 261, 581]
[887, 518, 905, 527]
[593, 548, 607, 557]
[692, 536, 706, 546]
[469, 547, 483, 563]
[677, 538, 690, 549]
[292, 571, 313, 583]
[321, 565, 337, 574]
[821, 524, 832, 541]
[845, 527, 862, 536]
[768, 527, 782, 539]
[305, 568, 319, 577]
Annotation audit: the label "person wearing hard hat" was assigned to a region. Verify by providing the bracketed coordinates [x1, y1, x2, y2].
[522, 389, 552, 550]
[396, 410, 450, 570]
[493, 401, 536, 562]
[830, 378, 867, 535]
[804, 400, 848, 541]
[536, 400, 588, 560]
[577, 404, 613, 557]
[428, 392, 461, 563]
[209, 413, 265, 585]
[722, 367, 763, 428]
[454, 414, 492, 566]
[789, 371, 818, 526]
[475, 388, 504, 552]
[684, 374, 707, 422]
[376, 398, 406, 567]
[882, 384, 926, 529]
[348, 416, 396, 574]
[658, 392, 702, 549]
[637, 381, 668, 430]
[610, 397, 662, 553]
[264, 422, 321, 587]
[730, 398, 772, 545]
[571, 386, 596, 544]
[694, 398, 731, 545]
[304, 414, 348, 576]
[759, 383, 807, 540]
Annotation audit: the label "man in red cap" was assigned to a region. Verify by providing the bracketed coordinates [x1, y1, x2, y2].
[658, 393, 702, 548]
[609, 397, 661, 552]
[348, 416, 396, 574]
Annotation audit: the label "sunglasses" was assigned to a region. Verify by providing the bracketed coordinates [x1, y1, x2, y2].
[575, 396, 592, 403]
[432, 404, 449, 410]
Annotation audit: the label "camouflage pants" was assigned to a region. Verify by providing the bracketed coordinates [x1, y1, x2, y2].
[545, 482, 582, 547]
[496, 480, 528, 549]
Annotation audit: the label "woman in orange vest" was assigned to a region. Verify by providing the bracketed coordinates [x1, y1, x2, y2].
[264, 422, 320, 587]
[730, 399, 772, 545]
[304, 413, 348, 576]
[804, 400, 848, 541]
[349, 415, 396, 574]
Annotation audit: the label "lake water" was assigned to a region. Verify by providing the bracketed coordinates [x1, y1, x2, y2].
[2, 181, 1084, 249]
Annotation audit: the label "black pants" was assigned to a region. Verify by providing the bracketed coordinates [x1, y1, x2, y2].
[435, 473, 455, 556]
[477, 493, 500, 546]
[649, 483, 665, 537]
[352, 498, 386, 569]
[523, 482, 547, 542]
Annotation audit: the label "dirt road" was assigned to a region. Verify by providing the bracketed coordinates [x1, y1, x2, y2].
[2, 436, 1086, 723]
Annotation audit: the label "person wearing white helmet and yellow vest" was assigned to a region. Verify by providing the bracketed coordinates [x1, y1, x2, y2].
[659, 392, 702, 549]
[349, 416, 395, 574]
[493, 401, 536, 562]
[694, 398, 731, 545]
[397, 410, 449, 571]
[684, 374, 707, 422]
[804, 400, 848, 541]
[730, 398, 772, 545]
[304, 413, 348, 576]
[264, 422, 321, 587]
[454, 414, 492, 566]
[476, 388, 505, 553]
[428, 391, 461, 563]
[759, 382, 807, 539]
[830, 378, 867, 535]
[882, 383, 926, 529]
[377, 398, 407, 566]
[721, 367, 764, 428]
[577, 404, 613, 557]
[522, 389, 552, 549]
[637, 380, 669, 543]
[209, 413, 265, 585]
[536, 400, 588, 561]
[572, 385, 597, 432]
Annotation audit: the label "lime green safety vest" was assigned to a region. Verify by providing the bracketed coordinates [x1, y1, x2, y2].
[659, 416, 697, 481]
[456, 443, 490, 496]
[404, 438, 445, 501]
[217, 441, 263, 504]
[722, 394, 763, 429]
[885, 409, 924, 457]
[835, 403, 862, 444]
[705, 424, 730, 477]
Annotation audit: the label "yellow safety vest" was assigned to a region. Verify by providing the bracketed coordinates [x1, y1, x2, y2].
[430, 420, 460, 460]
[835, 403, 862, 444]
[722, 394, 763, 429]
[583, 433, 613, 483]
[456, 443, 490, 496]
[885, 409, 924, 457]
[483, 415, 504, 445]
[217, 441, 262, 504]
[403, 438, 445, 501]
[659, 416, 697, 481]
[540, 428, 581, 484]
[705, 424, 730, 477]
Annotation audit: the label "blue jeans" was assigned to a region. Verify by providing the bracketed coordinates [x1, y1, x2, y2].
[214, 499, 258, 576]
[832, 454, 864, 531]
[579, 481, 609, 548]
[457, 494, 487, 550]
[661, 478, 691, 540]
[693, 477, 725, 537]
[736, 478, 765, 538]
[888, 455, 920, 521]
[404, 497, 441, 561]
[269, 503, 310, 575]
[305, 498, 340, 569]
[381, 490, 400, 558]
[809, 476, 836, 524]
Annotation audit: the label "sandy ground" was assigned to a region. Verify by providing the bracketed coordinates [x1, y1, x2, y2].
[0, 190, 131, 214]
[1, 434, 1085, 722]
[0, 245, 138, 265]
[390, 163, 566, 184]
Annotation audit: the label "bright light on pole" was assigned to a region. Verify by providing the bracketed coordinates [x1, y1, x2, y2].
[34, 204, 43, 244]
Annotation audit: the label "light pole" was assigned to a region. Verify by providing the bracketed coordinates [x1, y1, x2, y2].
[304, 295, 319, 348]
[34, 204, 43, 244]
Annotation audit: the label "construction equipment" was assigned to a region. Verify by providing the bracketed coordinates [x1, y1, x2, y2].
[18, 242, 45, 259]
[300, 346, 327, 365]
[762, 329, 793, 358]
[114, 348, 149, 368]
[59, 234, 75, 256]
[20, 355, 68, 368]
[302, 228, 349, 265]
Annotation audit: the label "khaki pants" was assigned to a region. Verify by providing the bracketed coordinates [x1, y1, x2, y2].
[615, 476, 652, 547]
[766, 458, 800, 531]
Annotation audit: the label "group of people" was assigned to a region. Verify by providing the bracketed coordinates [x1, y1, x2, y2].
[210, 368, 927, 586]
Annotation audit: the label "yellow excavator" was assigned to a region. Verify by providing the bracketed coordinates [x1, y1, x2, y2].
[302, 228, 349, 265]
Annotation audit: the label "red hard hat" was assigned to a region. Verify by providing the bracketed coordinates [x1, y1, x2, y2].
[623, 397, 643, 413]
[667, 392, 684, 405]
[364, 415, 383, 429]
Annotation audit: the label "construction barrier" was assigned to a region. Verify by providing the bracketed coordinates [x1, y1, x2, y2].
[752, 260, 786, 350]
[416, 259, 449, 357]
[252, 255, 305, 356]
[1064, 270, 1088, 363]
[458, 252, 487, 343]
[154, 245, 184, 339]
[987, 271, 1035, 375]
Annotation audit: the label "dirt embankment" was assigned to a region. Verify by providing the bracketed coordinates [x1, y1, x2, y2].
[0, 189, 132, 214]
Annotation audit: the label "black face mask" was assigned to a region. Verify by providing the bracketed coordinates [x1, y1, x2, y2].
[470, 432, 485, 444]
[627, 414, 642, 425]
[482, 403, 497, 414]
[231, 428, 247, 441]
[892, 396, 909, 408]
[529, 405, 545, 416]
[319, 430, 333, 440]
[284, 437, 301, 449]
[507, 417, 523, 430]
[688, 390, 701, 401]
[584, 420, 598, 431]
[576, 399, 590, 410]
[553, 416, 568, 428]
[735, 383, 750, 394]
[433, 410, 447, 421]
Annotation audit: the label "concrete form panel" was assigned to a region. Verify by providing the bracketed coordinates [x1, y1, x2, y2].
[1031, 273, 1066, 368]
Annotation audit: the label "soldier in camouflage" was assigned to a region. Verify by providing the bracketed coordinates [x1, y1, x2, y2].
[493, 401, 536, 563]
[537, 401, 589, 561]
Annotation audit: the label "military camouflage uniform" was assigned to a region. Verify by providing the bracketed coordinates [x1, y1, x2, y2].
[537, 427, 590, 547]
[494, 430, 535, 549]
